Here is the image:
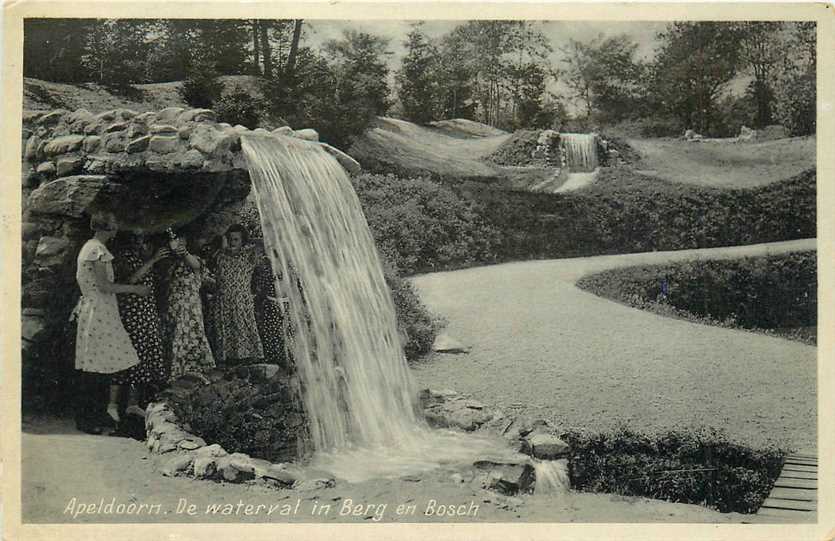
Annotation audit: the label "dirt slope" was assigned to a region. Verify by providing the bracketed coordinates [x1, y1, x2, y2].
[23, 75, 264, 114]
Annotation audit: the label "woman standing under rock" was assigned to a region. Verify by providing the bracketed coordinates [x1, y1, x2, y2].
[73, 212, 150, 434]
[165, 231, 215, 380]
[111, 233, 170, 416]
[251, 251, 287, 368]
[214, 224, 264, 365]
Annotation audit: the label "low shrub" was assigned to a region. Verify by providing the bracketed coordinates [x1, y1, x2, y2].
[179, 69, 222, 109]
[457, 168, 816, 264]
[382, 262, 439, 360]
[564, 426, 785, 513]
[164, 368, 309, 464]
[576, 252, 817, 344]
[485, 130, 541, 166]
[353, 173, 500, 275]
[215, 88, 265, 129]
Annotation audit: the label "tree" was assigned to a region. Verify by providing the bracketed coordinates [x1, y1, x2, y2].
[197, 20, 250, 75]
[322, 30, 392, 147]
[286, 20, 304, 75]
[147, 20, 202, 81]
[652, 22, 743, 135]
[434, 32, 477, 120]
[24, 19, 91, 83]
[772, 22, 816, 135]
[396, 23, 440, 124]
[81, 19, 155, 87]
[735, 22, 784, 127]
[561, 34, 645, 122]
[437, 21, 553, 129]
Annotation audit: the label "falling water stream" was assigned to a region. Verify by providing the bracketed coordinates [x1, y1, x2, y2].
[560, 133, 599, 172]
[241, 133, 569, 489]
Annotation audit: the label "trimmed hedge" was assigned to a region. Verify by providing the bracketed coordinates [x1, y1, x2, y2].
[576, 252, 817, 344]
[564, 427, 785, 514]
[457, 168, 816, 264]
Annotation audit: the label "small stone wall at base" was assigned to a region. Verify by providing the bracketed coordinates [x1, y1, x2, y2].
[145, 381, 571, 497]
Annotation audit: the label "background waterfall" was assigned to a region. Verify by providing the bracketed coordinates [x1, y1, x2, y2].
[242, 134, 510, 481]
[560, 133, 599, 172]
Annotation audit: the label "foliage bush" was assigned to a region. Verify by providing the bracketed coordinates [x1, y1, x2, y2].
[179, 70, 223, 109]
[485, 130, 541, 166]
[457, 168, 816, 265]
[575, 252, 817, 343]
[352, 173, 500, 275]
[564, 426, 785, 513]
[214, 87, 265, 129]
[164, 368, 309, 464]
[382, 263, 439, 360]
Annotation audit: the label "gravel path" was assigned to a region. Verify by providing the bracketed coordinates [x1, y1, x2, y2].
[411, 239, 817, 451]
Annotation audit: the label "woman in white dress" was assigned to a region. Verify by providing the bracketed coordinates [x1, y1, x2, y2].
[74, 212, 150, 432]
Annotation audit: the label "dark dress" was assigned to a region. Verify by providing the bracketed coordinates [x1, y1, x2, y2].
[251, 258, 287, 367]
[111, 249, 167, 386]
[214, 246, 263, 363]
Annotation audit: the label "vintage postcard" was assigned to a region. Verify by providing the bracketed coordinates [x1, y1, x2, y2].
[1, 2, 833, 540]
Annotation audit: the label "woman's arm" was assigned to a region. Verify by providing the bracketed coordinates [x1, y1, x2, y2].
[92, 261, 148, 295]
[173, 245, 201, 272]
[128, 247, 170, 284]
[182, 252, 201, 272]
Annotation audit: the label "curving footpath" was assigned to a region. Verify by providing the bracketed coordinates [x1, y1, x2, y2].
[411, 239, 817, 451]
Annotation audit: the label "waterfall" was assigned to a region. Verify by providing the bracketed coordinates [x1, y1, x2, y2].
[242, 134, 421, 450]
[560, 133, 599, 172]
[241, 134, 511, 482]
[532, 459, 571, 495]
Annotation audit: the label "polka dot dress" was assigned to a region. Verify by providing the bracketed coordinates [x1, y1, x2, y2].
[214, 246, 264, 363]
[74, 239, 140, 374]
[111, 250, 167, 385]
[252, 259, 287, 366]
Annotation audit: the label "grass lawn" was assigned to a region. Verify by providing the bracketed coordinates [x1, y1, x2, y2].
[627, 136, 816, 188]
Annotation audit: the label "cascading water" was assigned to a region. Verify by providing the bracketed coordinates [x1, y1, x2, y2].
[241, 134, 512, 482]
[532, 460, 571, 495]
[560, 133, 599, 172]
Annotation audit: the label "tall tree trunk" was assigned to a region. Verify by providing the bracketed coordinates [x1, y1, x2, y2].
[260, 21, 273, 77]
[285, 19, 303, 75]
[251, 20, 261, 75]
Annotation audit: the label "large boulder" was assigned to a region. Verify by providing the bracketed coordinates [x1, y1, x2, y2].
[473, 455, 535, 495]
[525, 433, 570, 459]
[27, 175, 110, 218]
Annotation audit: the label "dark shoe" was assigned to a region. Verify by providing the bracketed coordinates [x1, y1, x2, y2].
[94, 411, 117, 430]
[76, 419, 103, 435]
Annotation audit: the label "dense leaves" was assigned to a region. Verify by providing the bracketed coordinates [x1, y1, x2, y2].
[24, 19, 816, 138]
[564, 427, 785, 513]
[576, 252, 817, 343]
[352, 173, 500, 274]
[459, 168, 816, 264]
